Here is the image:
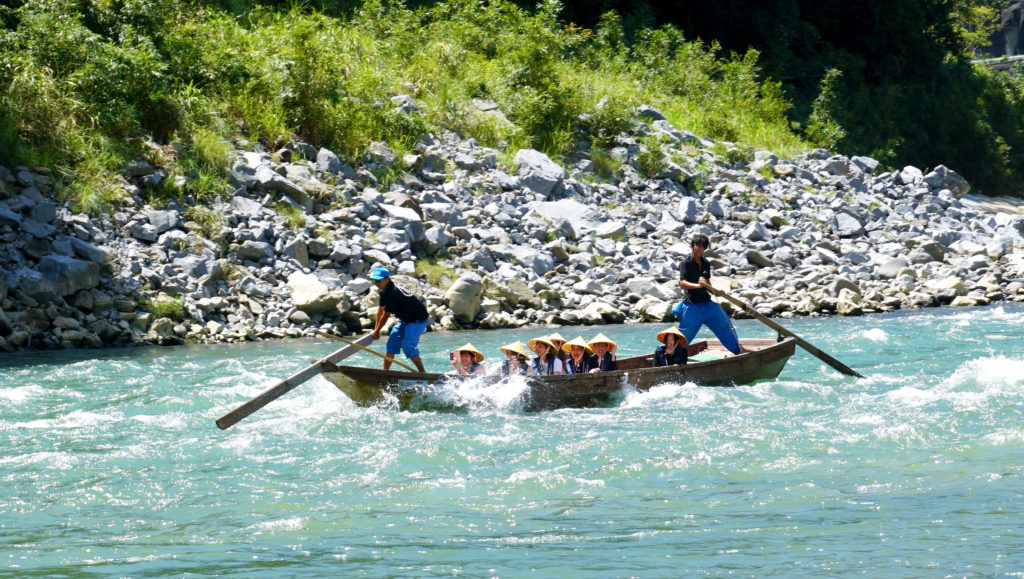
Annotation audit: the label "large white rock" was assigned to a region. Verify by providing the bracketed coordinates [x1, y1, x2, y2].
[636, 295, 673, 322]
[288, 272, 344, 314]
[444, 274, 484, 324]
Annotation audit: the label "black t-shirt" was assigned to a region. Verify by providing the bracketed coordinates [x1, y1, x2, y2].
[679, 255, 712, 303]
[379, 281, 429, 323]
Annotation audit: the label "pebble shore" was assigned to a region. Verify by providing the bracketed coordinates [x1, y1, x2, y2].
[2, 101, 1023, 351]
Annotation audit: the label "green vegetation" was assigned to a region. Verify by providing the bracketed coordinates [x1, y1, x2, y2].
[635, 134, 667, 178]
[414, 257, 456, 287]
[7, 0, 1021, 197]
[145, 294, 185, 321]
[185, 205, 226, 241]
[589, 146, 621, 179]
[273, 202, 307, 230]
[0, 0, 806, 214]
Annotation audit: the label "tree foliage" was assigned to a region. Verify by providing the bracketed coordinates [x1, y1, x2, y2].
[549, 0, 1024, 194]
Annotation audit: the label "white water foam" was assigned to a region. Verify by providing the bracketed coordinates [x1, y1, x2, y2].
[940, 355, 1024, 393]
[246, 517, 307, 533]
[863, 328, 888, 342]
[0, 450, 78, 470]
[620, 381, 714, 409]
[410, 374, 531, 411]
[17, 409, 122, 430]
[0, 384, 46, 404]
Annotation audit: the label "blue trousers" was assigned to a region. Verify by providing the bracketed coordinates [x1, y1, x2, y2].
[672, 301, 741, 354]
[385, 319, 428, 359]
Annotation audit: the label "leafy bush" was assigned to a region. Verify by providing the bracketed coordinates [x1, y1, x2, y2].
[185, 205, 226, 241]
[145, 295, 185, 321]
[0, 0, 813, 209]
[590, 146, 621, 179]
[635, 135, 667, 177]
[273, 202, 307, 230]
[415, 257, 456, 288]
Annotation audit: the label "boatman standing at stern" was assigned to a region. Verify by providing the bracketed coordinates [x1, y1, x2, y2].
[370, 267, 429, 372]
[673, 233, 742, 355]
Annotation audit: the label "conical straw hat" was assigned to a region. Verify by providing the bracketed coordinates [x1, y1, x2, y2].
[561, 336, 594, 354]
[546, 332, 567, 347]
[499, 340, 530, 359]
[588, 333, 617, 353]
[527, 336, 556, 352]
[656, 326, 688, 345]
[452, 342, 484, 362]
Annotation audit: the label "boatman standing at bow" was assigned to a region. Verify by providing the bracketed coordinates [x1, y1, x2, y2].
[673, 233, 742, 355]
[370, 267, 428, 373]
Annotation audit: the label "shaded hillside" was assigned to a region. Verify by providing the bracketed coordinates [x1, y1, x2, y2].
[551, 0, 1024, 195]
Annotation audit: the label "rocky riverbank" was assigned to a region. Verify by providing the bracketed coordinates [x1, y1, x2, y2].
[2, 101, 1023, 352]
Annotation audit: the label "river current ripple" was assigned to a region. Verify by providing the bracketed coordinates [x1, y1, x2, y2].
[2, 305, 1024, 577]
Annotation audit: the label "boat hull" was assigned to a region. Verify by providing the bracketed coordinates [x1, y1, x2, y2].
[322, 337, 796, 410]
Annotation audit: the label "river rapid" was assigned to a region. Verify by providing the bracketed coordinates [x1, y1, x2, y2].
[3, 305, 1024, 577]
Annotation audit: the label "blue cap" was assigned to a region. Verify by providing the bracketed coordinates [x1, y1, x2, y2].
[369, 267, 390, 281]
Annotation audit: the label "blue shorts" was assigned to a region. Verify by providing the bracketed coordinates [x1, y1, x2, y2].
[672, 301, 741, 354]
[385, 319, 428, 359]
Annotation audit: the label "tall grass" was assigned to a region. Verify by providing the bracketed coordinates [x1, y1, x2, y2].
[0, 0, 809, 215]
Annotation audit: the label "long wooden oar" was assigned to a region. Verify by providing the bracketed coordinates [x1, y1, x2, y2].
[318, 331, 418, 372]
[215, 333, 374, 430]
[703, 283, 864, 378]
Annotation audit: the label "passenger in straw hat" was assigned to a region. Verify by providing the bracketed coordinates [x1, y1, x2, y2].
[498, 341, 534, 376]
[654, 327, 688, 367]
[562, 336, 597, 374]
[547, 332, 568, 363]
[447, 343, 487, 376]
[587, 333, 618, 372]
[527, 336, 565, 375]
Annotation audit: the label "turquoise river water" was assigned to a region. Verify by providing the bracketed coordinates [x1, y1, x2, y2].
[3, 304, 1024, 577]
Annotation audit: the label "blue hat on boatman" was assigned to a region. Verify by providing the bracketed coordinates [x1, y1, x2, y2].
[370, 267, 391, 281]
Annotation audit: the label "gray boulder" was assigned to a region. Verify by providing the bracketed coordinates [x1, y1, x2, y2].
[832, 212, 865, 238]
[69, 238, 110, 264]
[254, 165, 309, 206]
[636, 295, 673, 322]
[288, 272, 344, 314]
[230, 195, 264, 218]
[678, 198, 700, 223]
[514, 149, 565, 196]
[876, 257, 910, 279]
[505, 245, 555, 276]
[39, 255, 100, 296]
[923, 165, 970, 197]
[130, 222, 159, 242]
[445, 273, 484, 324]
[148, 209, 180, 233]
[899, 165, 924, 185]
[236, 240, 275, 261]
[316, 147, 342, 175]
[636, 104, 667, 122]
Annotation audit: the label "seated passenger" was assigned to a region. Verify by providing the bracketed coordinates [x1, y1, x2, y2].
[447, 343, 487, 376]
[587, 333, 618, 373]
[498, 340, 534, 376]
[547, 332, 568, 364]
[654, 326, 689, 367]
[561, 336, 598, 374]
[527, 336, 565, 375]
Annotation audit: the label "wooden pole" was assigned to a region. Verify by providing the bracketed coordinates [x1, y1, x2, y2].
[705, 283, 864, 378]
[317, 331, 417, 372]
[215, 333, 374, 430]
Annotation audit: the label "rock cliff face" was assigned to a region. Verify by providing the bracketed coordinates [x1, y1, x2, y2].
[2, 102, 1023, 351]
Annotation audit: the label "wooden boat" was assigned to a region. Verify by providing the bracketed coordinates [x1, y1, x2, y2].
[320, 337, 797, 411]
